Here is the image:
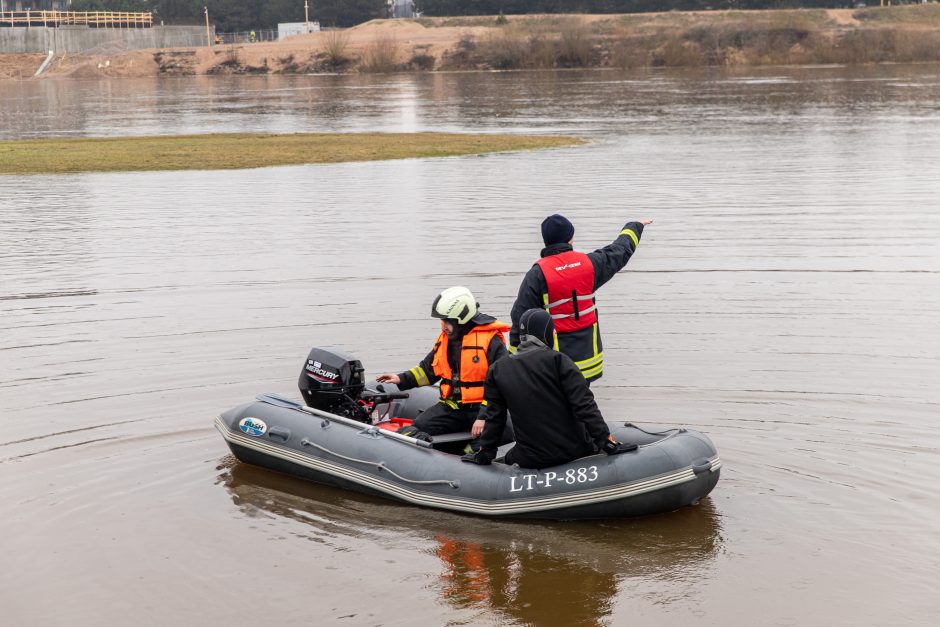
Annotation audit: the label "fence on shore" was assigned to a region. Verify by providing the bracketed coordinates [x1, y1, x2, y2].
[0, 11, 153, 29]
[216, 30, 277, 45]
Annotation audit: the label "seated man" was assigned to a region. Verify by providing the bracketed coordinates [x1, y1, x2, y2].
[463, 308, 632, 468]
[376, 286, 509, 436]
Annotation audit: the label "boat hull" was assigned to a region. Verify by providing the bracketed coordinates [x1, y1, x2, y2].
[217, 400, 720, 520]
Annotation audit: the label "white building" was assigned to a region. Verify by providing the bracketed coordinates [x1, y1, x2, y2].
[389, 0, 415, 19]
[278, 21, 320, 40]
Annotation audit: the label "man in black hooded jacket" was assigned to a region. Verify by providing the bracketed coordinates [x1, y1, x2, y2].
[463, 309, 632, 468]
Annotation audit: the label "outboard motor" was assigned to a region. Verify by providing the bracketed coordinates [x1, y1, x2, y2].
[298, 347, 413, 424]
[298, 347, 367, 419]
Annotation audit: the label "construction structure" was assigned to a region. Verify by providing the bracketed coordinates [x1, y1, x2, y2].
[0, 10, 153, 29]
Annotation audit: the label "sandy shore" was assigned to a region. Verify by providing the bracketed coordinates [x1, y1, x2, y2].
[2, 7, 940, 81]
[1, 19, 491, 80]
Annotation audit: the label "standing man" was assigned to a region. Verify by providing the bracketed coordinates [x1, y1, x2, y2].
[377, 286, 509, 436]
[510, 215, 652, 383]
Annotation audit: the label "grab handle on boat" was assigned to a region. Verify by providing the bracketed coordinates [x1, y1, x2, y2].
[256, 393, 433, 449]
[268, 427, 291, 442]
[692, 459, 712, 475]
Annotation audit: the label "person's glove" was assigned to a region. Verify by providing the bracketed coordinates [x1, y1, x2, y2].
[461, 449, 495, 465]
[397, 425, 432, 443]
[602, 435, 638, 455]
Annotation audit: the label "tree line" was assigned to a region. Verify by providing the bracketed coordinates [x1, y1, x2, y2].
[71, 1, 862, 31]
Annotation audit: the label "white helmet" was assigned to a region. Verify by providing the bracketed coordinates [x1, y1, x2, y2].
[431, 286, 478, 325]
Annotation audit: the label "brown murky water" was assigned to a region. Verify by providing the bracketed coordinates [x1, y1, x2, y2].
[2, 66, 939, 626]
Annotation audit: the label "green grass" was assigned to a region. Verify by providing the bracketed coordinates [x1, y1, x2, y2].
[0, 132, 585, 174]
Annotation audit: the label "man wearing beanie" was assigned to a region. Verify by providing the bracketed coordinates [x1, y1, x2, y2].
[509, 214, 653, 383]
[462, 308, 632, 468]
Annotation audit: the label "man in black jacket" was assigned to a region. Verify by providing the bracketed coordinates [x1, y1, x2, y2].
[510, 215, 652, 383]
[463, 309, 632, 468]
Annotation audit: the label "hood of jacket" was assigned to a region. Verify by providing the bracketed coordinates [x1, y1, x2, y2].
[516, 335, 550, 355]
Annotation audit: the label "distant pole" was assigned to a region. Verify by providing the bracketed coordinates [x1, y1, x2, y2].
[304, 1, 309, 33]
[204, 6, 211, 47]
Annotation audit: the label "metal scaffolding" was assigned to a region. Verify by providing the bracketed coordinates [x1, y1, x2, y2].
[0, 10, 153, 29]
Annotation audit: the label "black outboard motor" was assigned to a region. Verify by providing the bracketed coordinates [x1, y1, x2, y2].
[297, 348, 416, 424]
[298, 347, 413, 424]
[298, 347, 367, 420]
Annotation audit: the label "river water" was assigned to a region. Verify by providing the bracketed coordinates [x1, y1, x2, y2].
[1, 66, 939, 626]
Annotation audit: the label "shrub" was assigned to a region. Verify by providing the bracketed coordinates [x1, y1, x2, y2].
[361, 36, 400, 73]
[440, 33, 478, 70]
[323, 30, 351, 66]
[610, 36, 655, 69]
[557, 19, 592, 67]
[528, 36, 557, 69]
[408, 52, 436, 71]
[652, 41, 705, 67]
[905, 30, 940, 62]
[457, 33, 477, 53]
[480, 29, 531, 69]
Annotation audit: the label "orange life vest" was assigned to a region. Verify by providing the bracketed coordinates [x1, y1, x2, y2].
[431, 321, 509, 404]
[535, 250, 597, 333]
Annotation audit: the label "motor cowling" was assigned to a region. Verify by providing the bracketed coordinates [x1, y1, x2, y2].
[297, 347, 436, 425]
[298, 347, 365, 415]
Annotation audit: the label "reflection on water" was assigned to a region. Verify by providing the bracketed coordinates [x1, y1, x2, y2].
[220, 459, 722, 626]
[434, 536, 619, 627]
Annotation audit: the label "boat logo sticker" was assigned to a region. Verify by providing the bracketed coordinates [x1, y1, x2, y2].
[306, 359, 340, 383]
[239, 417, 268, 437]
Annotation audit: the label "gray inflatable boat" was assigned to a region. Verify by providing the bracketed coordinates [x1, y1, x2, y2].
[215, 348, 721, 520]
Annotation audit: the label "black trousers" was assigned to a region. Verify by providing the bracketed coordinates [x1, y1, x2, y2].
[413, 401, 480, 435]
[502, 441, 594, 469]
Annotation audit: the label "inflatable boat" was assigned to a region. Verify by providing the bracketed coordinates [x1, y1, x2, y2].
[215, 348, 721, 520]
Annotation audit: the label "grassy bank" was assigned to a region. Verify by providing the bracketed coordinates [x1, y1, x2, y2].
[0, 132, 584, 174]
[425, 6, 940, 70]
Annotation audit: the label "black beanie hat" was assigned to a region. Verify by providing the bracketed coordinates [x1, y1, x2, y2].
[541, 214, 575, 246]
[519, 308, 555, 348]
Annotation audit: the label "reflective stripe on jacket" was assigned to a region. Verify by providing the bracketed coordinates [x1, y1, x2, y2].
[535, 250, 598, 333]
[431, 321, 510, 404]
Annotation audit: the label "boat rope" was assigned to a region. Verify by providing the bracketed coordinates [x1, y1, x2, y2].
[300, 438, 459, 488]
[622, 423, 683, 437]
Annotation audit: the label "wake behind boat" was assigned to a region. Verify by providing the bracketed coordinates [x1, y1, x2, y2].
[215, 348, 720, 520]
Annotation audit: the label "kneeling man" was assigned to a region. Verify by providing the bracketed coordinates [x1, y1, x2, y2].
[463, 308, 631, 468]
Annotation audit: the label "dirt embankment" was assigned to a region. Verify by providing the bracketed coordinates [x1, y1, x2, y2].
[0, 53, 48, 80]
[4, 6, 940, 81]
